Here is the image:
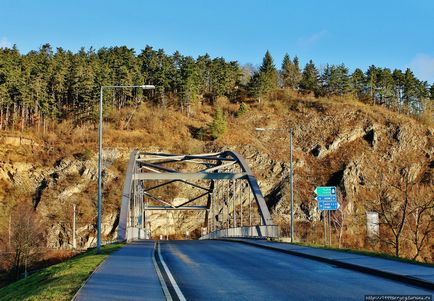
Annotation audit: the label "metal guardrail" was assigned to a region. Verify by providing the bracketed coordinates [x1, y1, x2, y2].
[200, 225, 280, 240]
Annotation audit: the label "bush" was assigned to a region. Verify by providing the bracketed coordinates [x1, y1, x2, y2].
[235, 102, 249, 117]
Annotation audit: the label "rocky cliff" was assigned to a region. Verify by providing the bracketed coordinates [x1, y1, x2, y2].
[0, 97, 432, 261]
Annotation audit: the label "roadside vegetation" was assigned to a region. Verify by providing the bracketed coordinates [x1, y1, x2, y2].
[0, 243, 124, 301]
[276, 240, 434, 267]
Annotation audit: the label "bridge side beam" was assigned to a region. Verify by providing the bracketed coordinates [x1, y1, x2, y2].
[117, 150, 139, 241]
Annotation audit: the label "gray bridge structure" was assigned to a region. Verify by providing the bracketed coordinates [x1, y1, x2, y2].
[117, 150, 279, 241]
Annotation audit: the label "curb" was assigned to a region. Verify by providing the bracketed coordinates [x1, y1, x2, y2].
[220, 238, 434, 290]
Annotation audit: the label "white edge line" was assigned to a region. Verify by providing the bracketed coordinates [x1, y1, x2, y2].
[158, 242, 187, 301]
[153, 242, 173, 301]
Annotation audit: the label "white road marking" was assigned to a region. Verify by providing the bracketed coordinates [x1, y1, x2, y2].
[152, 242, 173, 301]
[158, 242, 187, 301]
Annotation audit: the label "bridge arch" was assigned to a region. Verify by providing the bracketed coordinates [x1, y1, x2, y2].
[117, 151, 279, 241]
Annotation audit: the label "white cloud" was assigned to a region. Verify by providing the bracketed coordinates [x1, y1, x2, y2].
[0, 36, 12, 49]
[297, 30, 328, 48]
[408, 54, 434, 83]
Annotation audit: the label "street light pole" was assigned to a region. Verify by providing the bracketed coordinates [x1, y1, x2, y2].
[289, 128, 294, 243]
[255, 127, 294, 243]
[97, 85, 155, 254]
[73, 203, 77, 249]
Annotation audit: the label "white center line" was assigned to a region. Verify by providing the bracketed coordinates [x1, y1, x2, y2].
[152, 242, 172, 301]
[158, 242, 187, 301]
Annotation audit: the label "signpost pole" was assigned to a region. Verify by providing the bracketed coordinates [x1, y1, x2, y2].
[323, 212, 327, 245]
[328, 210, 331, 246]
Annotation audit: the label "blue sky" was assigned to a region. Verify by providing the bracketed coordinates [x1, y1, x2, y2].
[1, 0, 434, 83]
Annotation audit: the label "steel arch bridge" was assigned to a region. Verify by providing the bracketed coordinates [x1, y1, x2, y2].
[117, 151, 279, 241]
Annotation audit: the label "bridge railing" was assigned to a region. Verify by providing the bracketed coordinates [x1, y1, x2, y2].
[200, 225, 280, 240]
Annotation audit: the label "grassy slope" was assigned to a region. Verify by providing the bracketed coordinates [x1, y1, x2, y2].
[0, 243, 125, 301]
[279, 240, 434, 267]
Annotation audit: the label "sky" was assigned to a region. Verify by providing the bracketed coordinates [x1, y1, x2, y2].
[1, 0, 434, 83]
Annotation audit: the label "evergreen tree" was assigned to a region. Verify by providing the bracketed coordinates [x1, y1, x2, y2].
[430, 83, 434, 100]
[403, 68, 418, 113]
[377, 68, 394, 107]
[281, 53, 292, 88]
[299, 60, 320, 96]
[210, 106, 226, 139]
[249, 50, 278, 100]
[392, 69, 405, 111]
[351, 68, 365, 99]
[290, 56, 302, 89]
[180, 56, 201, 114]
[366, 65, 378, 103]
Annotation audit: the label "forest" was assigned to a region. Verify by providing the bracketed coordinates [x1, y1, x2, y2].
[0, 44, 433, 131]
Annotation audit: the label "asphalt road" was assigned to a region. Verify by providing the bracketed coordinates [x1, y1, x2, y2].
[159, 240, 433, 301]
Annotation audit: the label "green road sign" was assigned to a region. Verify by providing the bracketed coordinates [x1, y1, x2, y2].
[314, 186, 336, 196]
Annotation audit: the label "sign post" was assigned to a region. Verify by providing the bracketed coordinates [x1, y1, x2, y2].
[315, 186, 339, 246]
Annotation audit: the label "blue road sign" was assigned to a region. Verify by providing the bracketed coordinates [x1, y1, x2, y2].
[318, 201, 340, 211]
[314, 186, 336, 196]
[315, 195, 337, 202]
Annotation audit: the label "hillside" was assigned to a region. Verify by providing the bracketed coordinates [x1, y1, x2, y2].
[0, 94, 432, 274]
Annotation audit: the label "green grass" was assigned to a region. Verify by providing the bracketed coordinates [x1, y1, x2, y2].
[271, 239, 434, 267]
[0, 243, 125, 301]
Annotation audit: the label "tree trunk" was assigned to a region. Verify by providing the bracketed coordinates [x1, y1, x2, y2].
[21, 105, 25, 132]
[6, 105, 9, 130]
[12, 102, 17, 130]
[0, 106, 3, 130]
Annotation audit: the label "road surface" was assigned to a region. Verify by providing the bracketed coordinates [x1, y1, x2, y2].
[159, 240, 433, 301]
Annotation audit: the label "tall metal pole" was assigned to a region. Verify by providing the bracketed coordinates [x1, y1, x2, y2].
[97, 87, 103, 254]
[8, 214, 11, 248]
[328, 210, 331, 246]
[166, 209, 169, 240]
[96, 85, 154, 254]
[239, 181, 243, 227]
[249, 186, 252, 226]
[290, 128, 294, 243]
[233, 180, 236, 228]
[73, 204, 77, 249]
[324, 212, 327, 245]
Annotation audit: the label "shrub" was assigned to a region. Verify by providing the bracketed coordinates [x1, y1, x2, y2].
[235, 102, 249, 117]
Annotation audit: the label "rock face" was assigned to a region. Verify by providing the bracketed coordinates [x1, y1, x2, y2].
[0, 100, 432, 257]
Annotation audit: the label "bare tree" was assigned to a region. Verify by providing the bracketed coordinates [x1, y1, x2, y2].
[9, 202, 46, 279]
[406, 184, 433, 261]
[367, 169, 412, 257]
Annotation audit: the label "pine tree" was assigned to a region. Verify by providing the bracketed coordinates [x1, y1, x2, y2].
[290, 56, 302, 89]
[249, 50, 278, 100]
[210, 106, 226, 139]
[180, 56, 201, 114]
[366, 65, 378, 103]
[392, 69, 405, 111]
[377, 68, 394, 107]
[281, 53, 292, 88]
[430, 83, 434, 100]
[403, 68, 418, 114]
[299, 60, 320, 96]
[351, 68, 365, 99]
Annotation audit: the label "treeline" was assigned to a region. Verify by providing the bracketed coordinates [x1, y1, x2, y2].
[0, 44, 433, 131]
